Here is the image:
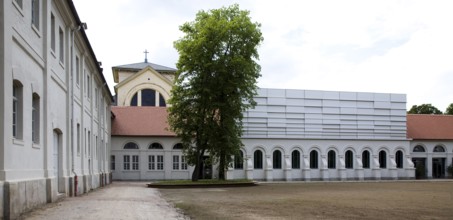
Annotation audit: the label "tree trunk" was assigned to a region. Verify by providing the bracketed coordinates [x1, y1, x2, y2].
[218, 149, 226, 180]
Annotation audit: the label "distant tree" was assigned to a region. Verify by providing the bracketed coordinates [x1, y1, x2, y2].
[408, 104, 443, 114]
[445, 103, 453, 115]
[169, 4, 263, 181]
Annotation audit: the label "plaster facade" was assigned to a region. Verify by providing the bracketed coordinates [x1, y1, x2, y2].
[0, 0, 112, 218]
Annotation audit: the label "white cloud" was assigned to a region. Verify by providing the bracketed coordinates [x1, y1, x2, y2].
[74, 0, 453, 111]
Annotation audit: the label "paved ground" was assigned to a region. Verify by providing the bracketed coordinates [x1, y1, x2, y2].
[20, 181, 187, 220]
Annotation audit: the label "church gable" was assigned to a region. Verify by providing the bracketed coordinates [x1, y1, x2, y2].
[115, 66, 174, 107]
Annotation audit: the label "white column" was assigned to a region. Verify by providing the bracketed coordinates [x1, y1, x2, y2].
[372, 155, 381, 180]
[284, 155, 292, 181]
[389, 154, 398, 180]
[356, 155, 364, 181]
[245, 155, 253, 180]
[321, 155, 329, 181]
[339, 155, 346, 181]
[265, 155, 273, 181]
[427, 153, 433, 178]
[303, 155, 311, 181]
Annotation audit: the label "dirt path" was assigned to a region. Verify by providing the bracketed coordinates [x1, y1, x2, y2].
[20, 181, 187, 220]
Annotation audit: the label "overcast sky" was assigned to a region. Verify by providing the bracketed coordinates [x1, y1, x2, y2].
[73, 0, 453, 111]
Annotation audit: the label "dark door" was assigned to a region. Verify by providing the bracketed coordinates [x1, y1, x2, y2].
[199, 156, 212, 179]
[412, 158, 426, 179]
[432, 158, 445, 178]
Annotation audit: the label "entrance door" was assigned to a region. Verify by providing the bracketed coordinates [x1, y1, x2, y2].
[199, 156, 212, 179]
[432, 158, 445, 178]
[52, 130, 63, 193]
[53, 131, 61, 192]
[412, 158, 426, 179]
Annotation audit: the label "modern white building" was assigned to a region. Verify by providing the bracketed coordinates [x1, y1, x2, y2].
[109, 60, 453, 182]
[0, 0, 113, 218]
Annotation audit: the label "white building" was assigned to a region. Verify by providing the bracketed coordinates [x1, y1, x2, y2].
[0, 0, 113, 218]
[109, 60, 453, 182]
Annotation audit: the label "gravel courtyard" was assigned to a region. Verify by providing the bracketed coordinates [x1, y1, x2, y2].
[20, 181, 187, 220]
[160, 180, 453, 220]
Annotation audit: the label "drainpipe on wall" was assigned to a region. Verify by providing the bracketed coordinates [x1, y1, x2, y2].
[70, 22, 86, 195]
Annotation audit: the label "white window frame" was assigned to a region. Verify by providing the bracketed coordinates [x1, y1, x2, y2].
[32, 93, 40, 144]
[132, 155, 139, 170]
[173, 155, 179, 170]
[123, 155, 130, 170]
[31, 0, 40, 30]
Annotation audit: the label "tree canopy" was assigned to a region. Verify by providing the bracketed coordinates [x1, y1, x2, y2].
[408, 104, 443, 114]
[168, 4, 263, 181]
[445, 103, 453, 115]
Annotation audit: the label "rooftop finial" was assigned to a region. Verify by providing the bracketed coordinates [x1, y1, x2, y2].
[144, 49, 149, 63]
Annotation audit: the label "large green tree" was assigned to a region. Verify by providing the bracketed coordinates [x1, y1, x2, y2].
[445, 103, 453, 115]
[168, 4, 263, 181]
[408, 104, 443, 114]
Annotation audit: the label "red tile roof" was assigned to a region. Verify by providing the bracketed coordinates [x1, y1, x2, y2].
[407, 114, 453, 140]
[112, 108, 453, 140]
[111, 106, 176, 136]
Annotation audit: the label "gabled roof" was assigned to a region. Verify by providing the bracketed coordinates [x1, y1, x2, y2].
[111, 106, 175, 137]
[407, 114, 453, 140]
[113, 62, 176, 72]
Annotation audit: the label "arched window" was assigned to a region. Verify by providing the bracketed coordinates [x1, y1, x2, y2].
[254, 150, 263, 169]
[173, 143, 183, 150]
[310, 150, 318, 169]
[413, 145, 425, 152]
[13, 80, 23, 139]
[433, 145, 445, 152]
[292, 150, 300, 169]
[379, 151, 387, 168]
[362, 150, 370, 169]
[396, 150, 403, 168]
[345, 150, 353, 169]
[234, 150, 244, 170]
[141, 89, 156, 106]
[130, 93, 138, 106]
[327, 150, 336, 169]
[124, 142, 139, 149]
[130, 89, 166, 107]
[149, 142, 163, 149]
[273, 150, 282, 169]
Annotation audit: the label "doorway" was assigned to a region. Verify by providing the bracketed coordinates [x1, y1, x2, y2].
[432, 158, 445, 178]
[53, 130, 63, 193]
[199, 156, 212, 179]
[412, 158, 426, 179]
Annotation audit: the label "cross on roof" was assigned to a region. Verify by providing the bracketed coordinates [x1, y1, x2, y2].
[144, 49, 149, 63]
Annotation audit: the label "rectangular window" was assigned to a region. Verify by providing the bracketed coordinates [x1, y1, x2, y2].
[32, 0, 40, 30]
[173, 155, 179, 170]
[84, 128, 87, 155]
[13, 81, 23, 139]
[95, 88, 98, 109]
[59, 27, 64, 63]
[123, 155, 130, 170]
[181, 156, 188, 170]
[157, 155, 164, 170]
[87, 74, 91, 98]
[77, 124, 80, 155]
[50, 13, 55, 51]
[14, 0, 23, 9]
[148, 155, 155, 170]
[76, 56, 80, 85]
[132, 155, 139, 170]
[88, 131, 91, 157]
[111, 155, 115, 170]
[95, 136, 98, 158]
[32, 94, 40, 144]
